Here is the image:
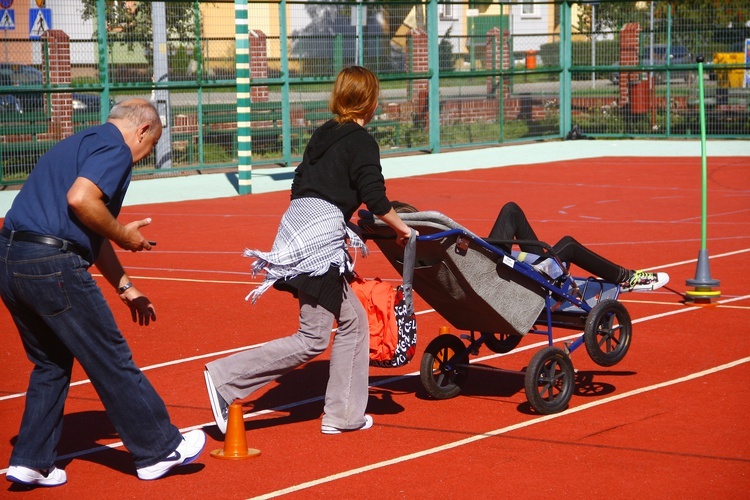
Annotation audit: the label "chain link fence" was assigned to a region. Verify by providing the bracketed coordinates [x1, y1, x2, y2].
[0, 1, 748, 186]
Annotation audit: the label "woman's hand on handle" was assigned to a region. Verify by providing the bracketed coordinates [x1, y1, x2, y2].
[378, 207, 417, 247]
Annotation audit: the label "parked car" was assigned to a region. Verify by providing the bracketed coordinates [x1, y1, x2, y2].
[609, 44, 695, 85]
[0, 63, 109, 114]
[0, 94, 23, 114]
[0, 63, 45, 111]
[71, 92, 106, 114]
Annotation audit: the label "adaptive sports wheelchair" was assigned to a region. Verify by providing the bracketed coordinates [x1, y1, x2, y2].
[358, 210, 633, 414]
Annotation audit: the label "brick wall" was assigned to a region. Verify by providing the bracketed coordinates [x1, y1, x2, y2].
[250, 30, 268, 103]
[408, 28, 429, 126]
[618, 23, 641, 105]
[41, 30, 73, 141]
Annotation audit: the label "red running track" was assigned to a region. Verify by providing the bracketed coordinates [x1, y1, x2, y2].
[1, 156, 748, 498]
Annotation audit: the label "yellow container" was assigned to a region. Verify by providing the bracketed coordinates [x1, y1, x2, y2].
[713, 52, 745, 88]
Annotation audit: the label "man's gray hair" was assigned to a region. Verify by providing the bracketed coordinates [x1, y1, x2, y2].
[108, 98, 161, 131]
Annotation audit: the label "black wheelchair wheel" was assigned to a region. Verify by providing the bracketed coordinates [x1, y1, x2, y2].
[420, 334, 469, 400]
[584, 299, 632, 367]
[524, 346, 575, 414]
[483, 332, 524, 354]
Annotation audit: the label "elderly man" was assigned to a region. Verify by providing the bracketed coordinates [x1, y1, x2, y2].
[0, 98, 205, 486]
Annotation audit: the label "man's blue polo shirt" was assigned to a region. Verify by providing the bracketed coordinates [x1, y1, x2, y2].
[4, 122, 133, 263]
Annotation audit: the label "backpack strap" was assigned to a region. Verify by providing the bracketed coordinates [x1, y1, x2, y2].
[401, 229, 417, 318]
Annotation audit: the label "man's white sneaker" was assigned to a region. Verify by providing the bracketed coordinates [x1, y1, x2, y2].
[136, 430, 206, 480]
[321, 414, 374, 435]
[204, 370, 229, 434]
[6, 465, 67, 487]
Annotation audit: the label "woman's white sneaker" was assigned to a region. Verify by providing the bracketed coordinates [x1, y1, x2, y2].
[204, 370, 229, 434]
[321, 414, 374, 434]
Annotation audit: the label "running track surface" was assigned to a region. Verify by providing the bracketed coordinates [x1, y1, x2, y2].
[1, 155, 748, 498]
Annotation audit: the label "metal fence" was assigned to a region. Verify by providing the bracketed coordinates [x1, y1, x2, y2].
[0, 0, 748, 187]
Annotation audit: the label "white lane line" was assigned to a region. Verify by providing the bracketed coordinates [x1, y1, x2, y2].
[126, 275, 258, 285]
[0, 342, 266, 402]
[110, 245, 750, 284]
[1, 293, 747, 479]
[0, 296, 747, 476]
[106, 246, 750, 291]
[0, 309, 437, 403]
[2, 351, 748, 479]
[248, 356, 750, 500]
[653, 247, 750, 270]
[0, 290, 747, 403]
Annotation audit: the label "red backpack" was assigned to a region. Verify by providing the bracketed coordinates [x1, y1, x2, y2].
[351, 230, 418, 368]
[350, 277, 417, 367]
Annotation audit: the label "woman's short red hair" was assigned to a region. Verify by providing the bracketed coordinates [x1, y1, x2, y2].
[329, 66, 380, 124]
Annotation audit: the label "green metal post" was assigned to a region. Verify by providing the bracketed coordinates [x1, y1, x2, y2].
[357, 0, 364, 65]
[407, 36, 413, 101]
[280, 0, 291, 165]
[559, 1, 572, 136]
[194, 1, 204, 164]
[334, 34, 343, 74]
[685, 55, 720, 301]
[697, 60, 708, 251]
[236, 0, 252, 194]
[665, 3, 672, 135]
[96, 0, 110, 123]
[427, 0, 439, 153]
[666, 5, 672, 86]
[469, 19, 475, 70]
[193, 1, 203, 83]
[495, 38, 504, 142]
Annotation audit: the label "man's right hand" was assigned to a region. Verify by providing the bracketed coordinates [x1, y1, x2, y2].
[121, 218, 155, 252]
[68, 177, 154, 252]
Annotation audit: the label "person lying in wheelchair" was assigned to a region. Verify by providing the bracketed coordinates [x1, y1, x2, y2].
[390, 200, 669, 292]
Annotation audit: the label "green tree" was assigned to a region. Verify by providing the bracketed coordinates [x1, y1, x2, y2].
[666, 0, 750, 28]
[80, 0, 198, 77]
[439, 27, 457, 72]
[589, 0, 749, 48]
[590, 0, 749, 27]
[80, 1, 196, 45]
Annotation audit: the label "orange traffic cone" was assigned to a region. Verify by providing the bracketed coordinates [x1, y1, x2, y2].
[210, 402, 261, 460]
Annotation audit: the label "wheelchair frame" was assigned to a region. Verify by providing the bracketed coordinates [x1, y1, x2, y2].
[360, 213, 633, 414]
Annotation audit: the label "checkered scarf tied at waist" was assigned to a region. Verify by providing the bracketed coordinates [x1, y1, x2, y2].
[244, 197, 368, 303]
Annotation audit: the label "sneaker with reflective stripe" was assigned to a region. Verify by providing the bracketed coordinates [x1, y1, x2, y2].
[321, 414, 373, 435]
[622, 270, 670, 292]
[6, 465, 67, 487]
[204, 370, 229, 434]
[136, 430, 206, 480]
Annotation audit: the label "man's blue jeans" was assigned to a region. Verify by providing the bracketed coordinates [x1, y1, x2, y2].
[0, 237, 182, 469]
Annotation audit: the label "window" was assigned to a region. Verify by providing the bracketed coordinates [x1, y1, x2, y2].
[439, 4, 456, 21]
[521, 1, 537, 17]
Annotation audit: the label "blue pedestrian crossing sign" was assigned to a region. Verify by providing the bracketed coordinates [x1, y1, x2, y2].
[29, 8, 51, 39]
[0, 9, 14, 30]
